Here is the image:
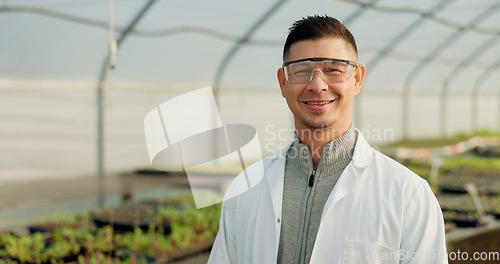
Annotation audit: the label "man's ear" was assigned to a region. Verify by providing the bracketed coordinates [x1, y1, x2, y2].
[277, 67, 287, 98]
[353, 64, 366, 96]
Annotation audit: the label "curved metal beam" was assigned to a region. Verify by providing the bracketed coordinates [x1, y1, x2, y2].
[354, 0, 453, 128]
[0, 5, 286, 46]
[365, 0, 454, 79]
[343, 0, 381, 26]
[342, 0, 381, 128]
[4, 3, 500, 37]
[341, 0, 500, 35]
[95, 0, 158, 207]
[441, 34, 500, 132]
[209, 0, 287, 161]
[212, 0, 288, 97]
[471, 57, 500, 131]
[0, 5, 111, 29]
[401, 1, 500, 138]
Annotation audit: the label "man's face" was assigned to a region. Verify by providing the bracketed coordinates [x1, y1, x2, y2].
[277, 37, 365, 132]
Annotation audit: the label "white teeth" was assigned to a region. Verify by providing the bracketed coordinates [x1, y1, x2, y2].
[305, 100, 333, 105]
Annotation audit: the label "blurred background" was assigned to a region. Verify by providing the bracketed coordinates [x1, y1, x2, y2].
[1, 0, 500, 263]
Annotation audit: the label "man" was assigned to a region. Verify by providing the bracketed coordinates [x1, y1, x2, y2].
[208, 15, 447, 264]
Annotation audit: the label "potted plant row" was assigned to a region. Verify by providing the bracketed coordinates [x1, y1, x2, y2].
[438, 174, 500, 195]
[443, 210, 482, 227]
[90, 203, 170, 234]
[438, 194, 500, 227]
[28, 211, 95, 235]
[0, 229, 83, 264]
[3, 194, 221, 263]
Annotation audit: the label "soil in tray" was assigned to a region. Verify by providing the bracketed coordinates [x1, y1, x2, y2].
[139, 194, 196, 210]
[165, 238, 213, 262]
[9, 256, 80, 264]
[133, 168, 186, 177]
[472, 146, 500, 158]
[439, 194, 500, 220]
[438, 174, 500, 195]
[451, 218, 481, 227]
[28, 223, 95, 236]
[91, 204, 171, 234]
[438, 194, 477, 213]
[442, 211, 481, 227]
[144, 238, 214, 263]
[27, 213, 95, 235]
[92, 218, 171, 234]
[111, 250, 157, 264]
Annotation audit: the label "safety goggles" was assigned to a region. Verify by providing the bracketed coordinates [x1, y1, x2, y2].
[282, 57, 357, 84]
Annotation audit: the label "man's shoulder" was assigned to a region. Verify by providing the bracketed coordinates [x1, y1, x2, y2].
[352, 131, 424, 186]
[363, 149, 435, 210]
[369, 148, 425, 186]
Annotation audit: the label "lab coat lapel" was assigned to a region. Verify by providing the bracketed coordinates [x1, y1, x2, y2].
[265, 142, 292, 253]
[320, 130, 372, 222]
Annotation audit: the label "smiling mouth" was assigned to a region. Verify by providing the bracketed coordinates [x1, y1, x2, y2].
[303, 99, 335, 105]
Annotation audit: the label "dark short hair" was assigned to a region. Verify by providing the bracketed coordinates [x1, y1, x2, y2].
[283, 15, 358, 61]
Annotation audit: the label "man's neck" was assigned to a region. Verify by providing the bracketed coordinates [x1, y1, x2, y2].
[296, 125, 351, 169]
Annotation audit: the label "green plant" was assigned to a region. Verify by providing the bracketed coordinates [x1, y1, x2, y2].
[378, 129, 500, 149]
[3, 232, 46, 263]
[0, 194, 221, 263]
[155, 202, 221, 236]
[33, 211, 93, 232]
[112, 224, 174, 262]
[444, 155, 500, 171]
[0, 259, 18, 264]
[92, 204, 157, 233]
[77, 251, 122, 264]
[169, 223, 197, 249]
[44, 240, 78, 263]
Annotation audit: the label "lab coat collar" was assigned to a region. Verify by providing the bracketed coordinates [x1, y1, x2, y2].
[264, 129, 373, 252]
[268, 129, 371, 164]
[267, 128, 371, 169]
[351, 129, 372, 168]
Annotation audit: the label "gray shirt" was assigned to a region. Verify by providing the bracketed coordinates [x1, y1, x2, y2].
[277, 127, 357, 264]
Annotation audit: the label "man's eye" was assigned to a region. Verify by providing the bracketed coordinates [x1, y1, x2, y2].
[293, 69, 311, 75]
[324, 67, 343, 74]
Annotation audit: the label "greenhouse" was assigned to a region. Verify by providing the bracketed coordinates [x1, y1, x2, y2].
[1, 0, 500, 263]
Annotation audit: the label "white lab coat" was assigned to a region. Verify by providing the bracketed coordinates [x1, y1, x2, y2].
[208, 131, 448, 264]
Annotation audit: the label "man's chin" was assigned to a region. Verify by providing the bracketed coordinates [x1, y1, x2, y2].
[301, 119, 334, 130]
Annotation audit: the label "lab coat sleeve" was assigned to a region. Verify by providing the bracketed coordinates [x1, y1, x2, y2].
[400, 181, 448, 264]
[207, 199, 237, 264]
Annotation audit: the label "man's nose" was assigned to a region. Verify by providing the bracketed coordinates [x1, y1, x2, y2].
[309, 68, 326, 82]
[307, 69, 328, 91]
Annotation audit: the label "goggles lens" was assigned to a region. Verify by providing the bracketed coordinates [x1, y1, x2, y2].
[283, 58, 356, 84]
